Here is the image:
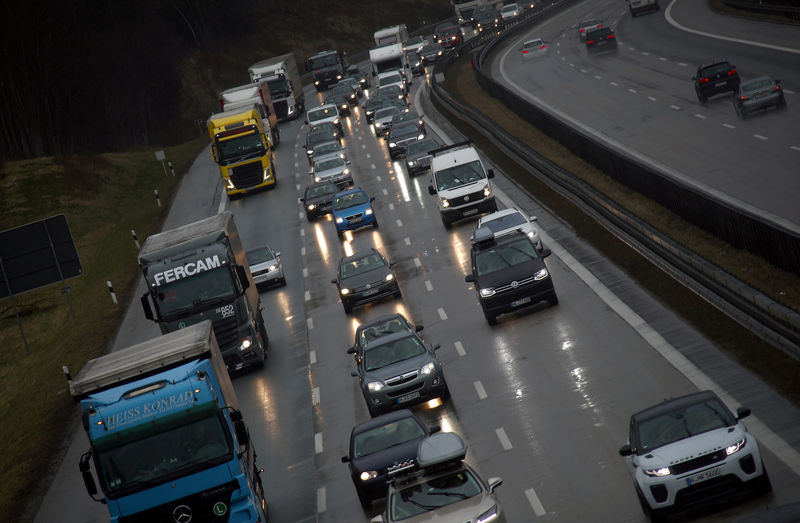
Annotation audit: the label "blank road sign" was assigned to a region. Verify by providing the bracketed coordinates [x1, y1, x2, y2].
[0, 214, 83, 298]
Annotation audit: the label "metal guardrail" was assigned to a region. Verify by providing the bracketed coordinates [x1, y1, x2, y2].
[428, 1, 800, 358]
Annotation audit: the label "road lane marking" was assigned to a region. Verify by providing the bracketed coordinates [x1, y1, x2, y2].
[315, 432, 323, 454]
[312, 386, 320, 404]
[396, 219, 403, 227]
[495, 428, 513, 450]
[455, 341, 466, 356]
[299, 212, 304, 220]
[658, 57, 667, 61]
[404, 237, 411, 245]
[296, 183, 301, 191]
[317, 487, 326, 513]
[438, 308, 447, 320]
[414, 257, 422, 267]
[366, 153, 371, 159]
[310, 350, 317, 365]
[300, 228, 305, 237]
[301, 247, 306, 256]
[307, 317, 314, 330]
[678, 62, 688, 67]
[371, 163, 376, 170]
[723, 123, 736, 129]
[754, 134, 768, 140]
[669, 105, 681, 110]
[641, 51, 650, 56]
[382, 188, 389, 195]
[791, 145, 800, 152]
[647, 96, 657, 101]
[377, 175, 382, 182]
[594, 75, 602, 80]
[304, 290, 311, 302]
[610, 81, 618, 87]
[694, 114, 706, 119]
[628, 88, 637, 94]
[474, 380, 487, 399]
[389, 203, 395, 210]
[303, 268, 309, 277]
[425, 280, 433, 291]
[525, 488, 547, 517]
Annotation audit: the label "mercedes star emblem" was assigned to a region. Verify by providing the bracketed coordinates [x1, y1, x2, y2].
[173, 505, 192, 523]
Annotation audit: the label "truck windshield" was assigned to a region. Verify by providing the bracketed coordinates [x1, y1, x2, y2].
[435, 160, 486, 190]
[155, 266, 237, 317]
[310, 54, 339, 70]
[217, 131, 265, 164]
[376, 58, 404, 75]
[98, 414, 231, 497]
[266, 77, 289, 97]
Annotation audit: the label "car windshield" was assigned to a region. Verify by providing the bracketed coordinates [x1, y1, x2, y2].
[376, 107, 400, 120]
[316, 158, 345, 171]
[482, 212, 526, 232]
[742, 78, 773, 92]
[154, 266, 237, 317]
[308, 106, 337, 123]
[353, 418, 426, 459]
[334, 191, 369, 210]
[306, 184, 338, 198]
[364, 335, 426, 371]
[389, 468, 482, 520]
[357, 316, 410, 347]
[313, 143, 342, 156]
[524, 40, 544, 49]
[308, 131, 334, 147]
[700, 62, 732, 77]
[246, 247, 275, 265]
[407, 140, 437, 156]
[502, 4, 518, 13]
[309, 53, 338, 70]
[635, 398, 735, 453]
[340, 253, 385, 279]
[474, 237, 538, 276]
[435, 160, 486, 190]
[392, 124, 420, 139]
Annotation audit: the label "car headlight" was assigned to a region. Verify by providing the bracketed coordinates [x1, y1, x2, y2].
[333, 118, 340, 125]
[339, 152, 345, 159]
[389, 142, 397, 148]
[476, 504, 499, 523]
[307, 149, 313, 156]
[341, 104, 348, 110]
[441, 198, 450, 208]
[307, 203, 316, 211]
[418, 134, 425, 140]
[314, 80, 320, 85]
[421, 362, 435, 375]
[437, 51, 442, 56]
[479, 287, 496, 297]
[644, 467, 671, 477]
[483, 185, 491, 197]
[343, 168, 350, 175]
[385, 273, 394, 282]
[268, 264, 277, 272]
[360, 470, 378, 481]
[375, 122, 383, 128]
[336, 74, 342, 80]
[534, 268, 549, 280]
[365, 208, 373, 215]
[336, 217, 344, 223]
[340, 287, 350, 295]
[367, 381, 384, 392]
[726, 437, 746, 455]
[408, 160, 416, 167]
[314, 176, 321, 182]
[239, 337, 252, 351]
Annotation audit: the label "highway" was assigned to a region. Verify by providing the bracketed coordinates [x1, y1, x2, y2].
[36, 1, 800, 522]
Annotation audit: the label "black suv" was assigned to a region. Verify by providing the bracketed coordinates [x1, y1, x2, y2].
[465, 227, 557, 325]
[692, 60, 740, 104]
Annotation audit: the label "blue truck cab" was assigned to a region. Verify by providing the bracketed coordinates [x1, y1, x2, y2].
[65, 321, 268, 522]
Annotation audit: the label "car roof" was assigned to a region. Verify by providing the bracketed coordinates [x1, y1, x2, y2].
[334, 186, 366, 198]
[352, 408, 419, 434]
[341, 248, 381, 264]
[363, 329, 419, 350]
[480, 207, 522, 221]
[357, 312, 409, 331]
[471, 228, 529, 250]
[631, 390, 720, 423]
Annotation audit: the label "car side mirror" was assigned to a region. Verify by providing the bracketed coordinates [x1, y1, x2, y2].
[331, 278, 337, 284]
[389, 261, 396, 267]
[487, 477, 503, 493]
[415, 325, 424, 332]
[619, 444, 632, 456]
[308, 169, 314, 176]
[304, 120, 309, 125]
[465, 274, 475, 283]
[530, 216, 538, 222]
[346, 160, 351, 165]
[691, 76, 696, 81]
[341, 455, 351, 463]
[736, 407, 751, 420]
[350, 370, 359, 377]
[347, 346, 357, 354]
[541, 247, 552, 258]
[432, 343, 441, 350]
[370, 516, 384, 523]
[370, 196, 375, 202]
[487, 168, 495, 178]
[428, 185, 436, 195]
[430, 424, 441, 434]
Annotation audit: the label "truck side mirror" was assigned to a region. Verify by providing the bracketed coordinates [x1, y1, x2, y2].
[210, 144, 218, 163]
[79, 450, 102, 501]
[234, 419, 249, 446]
[428, 185, 436, 195]
[235, 265, 251, 291]
[487, 168, 495, 178]
[140, 293, 154, 321]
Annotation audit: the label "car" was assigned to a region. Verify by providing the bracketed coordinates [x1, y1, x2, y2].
[408, 50, 425, 76]
[335, 78, 361, 101]
[378, 84, 407, 104]
[578, 18, 603, 40]
[733, 76, 786, 119]
[500, 2, 520, 20]
[246, 245, 285, 288]
[373, 106, 403, 137]
[472, 5, 499, 32]
[332, 186, 378, 238]
[344, 64, 370, 90]
[475, 207, 543, 252]
[350, 313, 423, 360]
[520, 38, 548, 59]
[374, 432, 505, 523]
[464, 227, 557, 325]
[403, 35, 427, 55]
[629, 0, 660, 16]
[619, 390, 772, 521]
[418, 42, 444, 64]
[434, 22, 462, 48]
[300, 181, 340, 221]
[310, 156, 353, 188]
[324, 92, 351, 117]
[692, 60, 740, 104]
[349, 328, 448, 417]
[377, 71, 407, 96]
[391, 109, 425, 131]
[585, 26, 617, 52]
[364, 95, 408, 124]
[341, 410, 440, 509]
[387, 122, 426, 159]
[331, 248, 401, 313]
[309, 140, 347, 166]
[405, 137, 440, 176]
[304, 125, 341, 162]
[306, 103, 344, 136]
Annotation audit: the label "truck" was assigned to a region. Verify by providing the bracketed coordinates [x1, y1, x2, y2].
[369, 43, 410, 81]
[248, 53, 305, 122]
[139, 211, 269, 372]
[64, 321, 268, 522]
[207, 107, 277, 197]
[305, 49, 347, 92]
[373, 24, 409, 47]
[427, 141, 497, 229]
[219, 80, 280, 146]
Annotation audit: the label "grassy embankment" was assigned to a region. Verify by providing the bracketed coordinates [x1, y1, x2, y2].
[0, 136, 206, 519]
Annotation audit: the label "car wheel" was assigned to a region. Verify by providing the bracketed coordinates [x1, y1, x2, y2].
[367, 402, 380, 417]
[373, 217, 379, 228]
[442, 215, 452, 229]
[306, 213, 315, 222]
[279, 277, 287, 287]
[696, 90, 706, 105]
[740, 107, 747, 119]
[635, 484, 667, 522]
[441, 380, 452, 401]
[343, 301, 352, 314]
[778, 95, 787, 109]
[357, 489, 372, 510]
[549, 290, 559, 306]
[485, 313, 497, 326]
[757, 462, 773, 495]
[337, 229, 344, 240]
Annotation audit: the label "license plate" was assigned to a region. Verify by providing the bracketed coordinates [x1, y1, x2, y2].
[715, 80, 727, 87]
[350, 217, 362, 223]
[362, 288, 379, 297]
[397, 391, 421, 403]
[511, 297, 531, 307]
[463, 208, 478, 216]
[686, 467, 721, 486]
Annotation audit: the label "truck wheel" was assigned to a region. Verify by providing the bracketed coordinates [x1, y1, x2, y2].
[485, 313, 497, 326]
[442, 215, 452, 229]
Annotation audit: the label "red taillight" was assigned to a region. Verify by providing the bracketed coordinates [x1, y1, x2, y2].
[699, 77, 710, 84]
[739, 95, 748, 101]
[607, 34, 615, 39]
[773, 85, 781, 92]
[522, 50, 528, 54]
[587, 39, 595, 44]
[728, 69, 737, 76]
[541, 45, 547, 49]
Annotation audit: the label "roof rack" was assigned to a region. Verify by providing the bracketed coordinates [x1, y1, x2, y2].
[429, 140, 473, 157]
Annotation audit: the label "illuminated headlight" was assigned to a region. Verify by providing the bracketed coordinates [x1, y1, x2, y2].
[239, 338, 252, 351]
[418, 120, 424, 126]
[397, 94, 403, 99]
[413, 61, 420, 67]
[533, 268, 549, 280]
[349, 94, 356, 100]
[360, 471, 378, 481]
[360, 79, 367, 85]
[307, 149, 313, 156]
[418, 134, 425, 140]
[442, 199, 450, 208]
[389, 142, 397, 148]
[341, 104, 348, 110]
[437, 51, 443, 56]
[384, 273, 394, 282]
[340, 287, 350, 295]
[226, 178, 235, 189]
[333, 118, 340, 126]
[314, 176, 322, 182]
[644, 467, 671, 477]
[367, 381, 384, 392]
[479, 287, 496, 297]
[314, 80, 320, 85]
[268, 264, 278, 272]
[483, 185, 491, 197]
[339, 152, 345, 159]
[343, 168, 350, 175]
[366, 110, 374, 117]
[336, 216, 344, 223]
[307, 203, 317, 211]
[365, 208, 373, 215]
[421, 362, 435, 375]
[408, 160, 416, 167]
[336, 74, 342, 80]
[726, 437, 746, 455]
[375, 122, 383, 128]
[476, 504, 499, 523]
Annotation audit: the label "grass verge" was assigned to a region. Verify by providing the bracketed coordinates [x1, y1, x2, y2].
[0, 136, 207, 520]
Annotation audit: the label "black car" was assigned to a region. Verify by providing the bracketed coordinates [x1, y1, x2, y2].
[387, 122, 425, 159]
[733, 76, 786, 118]
[344, 64, 370, 90]
[349, 313, 423, 361]
[324, 93, 351, 117]
[409, 50, 425, 76]
[331, 248, 401, 313]
[693, 60, 740, 104]
[300, 181, 339, 221]
[405, 137, 440, 176]
[585, 27, 617, 52]
[340, 410, 440, 508]
[418, 42, 444, 64]
[472, 6, 499, 32]
[465, 227, 557, 325]
[332, 82, 359, 105]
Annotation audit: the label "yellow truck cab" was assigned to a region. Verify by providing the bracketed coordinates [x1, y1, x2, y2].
[207, 107, 276, 198]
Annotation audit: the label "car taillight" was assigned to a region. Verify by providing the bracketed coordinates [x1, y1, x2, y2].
[773, 85, 781, 92]
[607, 34, 615, 39]
[522, 50, 528, 54]
[587, 39, 595, 44]
[699, 77, 710, 84]
[739, 95, 748, 100]
[728, 69, 737, 76]
[541, 45, 547, 49]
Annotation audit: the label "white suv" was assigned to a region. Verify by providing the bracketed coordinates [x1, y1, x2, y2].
[427, 141, 497, 229]
[306, 103, 344, 136]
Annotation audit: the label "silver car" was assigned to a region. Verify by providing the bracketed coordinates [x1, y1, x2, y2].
[373, 106, 402, 137]
[246, 245, 285, 288]
[733, 76, 787, 119]
[310, 156, 353, 188]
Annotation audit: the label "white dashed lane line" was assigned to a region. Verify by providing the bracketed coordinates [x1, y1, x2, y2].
[474, 380, 487, 399]
[754, 134, 768, 141]
[309, 350, 317, 365]
[628, 88, 637, 94]
[312, 386, 320, 405]
[791, 146, 800, 152]
[376, 175, 382, 181]
[425, 280, 433, 291]
[669, 105, 680, 110]
[454, 341, 466, 356]
[306, 317, 314, 330]
[388, 202, 395, 210]
[303, 268, 308, 278]
[317, 487, 326, 513]
[304, 290, 311, 302]
[413, 257, 422, 267]
[404, 237, 411, 246]
[723, 123, 736, 129]
[315, 433, 323, 454]
[437, 308, 448, 321]
[395, 219, 403, 227]
[647, 96, 657, 101]
[525, 488, 547, 517]
[495, 428, 513, 451]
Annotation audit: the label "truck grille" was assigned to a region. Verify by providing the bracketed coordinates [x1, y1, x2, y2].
[450, 188, 486, 207]
[119, 480, 238, 523]
[230, 161, 263, 189]
[212, 315, 239, 350]
[273, 99, 289, 120]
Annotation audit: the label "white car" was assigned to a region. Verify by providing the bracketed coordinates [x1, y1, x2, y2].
[475, 207, 542, 251]
[520, 38, 548, 60]
[377, 71, 407, 95]
[578, 18, 603, 40]
[246, 245, 285, 288]
[306, 103, 344, 136]
[619, 390, 771, 520]
[500, 2, 520, 20]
